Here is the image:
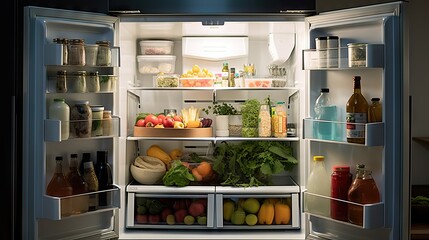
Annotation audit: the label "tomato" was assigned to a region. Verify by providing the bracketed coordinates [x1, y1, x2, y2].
[144, 114, 159, 126]
[163, 116, 175, 128]
[157, 113, 166, 123]
[135, 119, 146, 127]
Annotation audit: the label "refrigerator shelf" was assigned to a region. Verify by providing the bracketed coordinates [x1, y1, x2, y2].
[127, 86, 299, 91]
[44, 43, 120, 67]
[303, 191, 384, 229]
[302, 44, 384, 70]
[41, 185, 121, 220]
[44, 116, 121, 142]
[303, 118, 384, 146]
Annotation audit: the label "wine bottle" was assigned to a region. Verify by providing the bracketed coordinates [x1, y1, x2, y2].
[66, 153, 89, 214]
[346, 76, 369, 144]
[95, 150, 113, 207]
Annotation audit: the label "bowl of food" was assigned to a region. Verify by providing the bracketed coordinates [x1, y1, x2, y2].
[130, 156, 166, 184]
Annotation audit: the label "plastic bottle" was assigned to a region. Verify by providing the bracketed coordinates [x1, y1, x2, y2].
[368, 97, 382, 123]
[95, 151, 113, 207]
[81, 153, 99, 211]
[330, 166, 352, 221]
[347, 164, 380, 226]
[346, 76, 369, 144]
[66, 153, 89, 214]
[46, 156, 73, 217]
[48, 98, 70, 141]
[306, 155, 330, 217]
[314, 88, 337, 140]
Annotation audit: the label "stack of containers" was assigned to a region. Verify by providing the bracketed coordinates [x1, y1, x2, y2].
[136, 40, 178, 87]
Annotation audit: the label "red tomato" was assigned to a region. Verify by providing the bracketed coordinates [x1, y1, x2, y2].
[135, 119, 146, 127]
[163, 116, 175, 128]
[144, 114, 159, 126]
[173, 115, 183, 122]
[157, 114, 166, 123]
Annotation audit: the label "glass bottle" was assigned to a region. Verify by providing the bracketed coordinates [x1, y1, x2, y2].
[347, 164, 380, 226]
[70, 100, 92, 138]
[48, 98, 70, 141]
[46, 156, 73, 217]
[81, 153, 99, 211]
[95, 151, 113, 207]
[368, 97, 382, 123]
[330, 166, 352, 221]
[221, 62, 229, 87]
[56, 70, 67, 93]
[314, 88, 337, 140]
[258, 104, 271, 137]
[306, 155, 330, 217]
[66, 153, 89, 214]
[272, 101, 287, 138]
[228, 67, 235, 87]
[346, 76, 369, 144]
[96, 40, 112, 66]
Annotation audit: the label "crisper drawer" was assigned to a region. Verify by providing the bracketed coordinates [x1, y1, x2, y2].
[126, 185, 216, 229]
[215, 186, 301, 229]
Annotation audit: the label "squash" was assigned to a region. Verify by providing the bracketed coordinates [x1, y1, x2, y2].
[274, 200, 291, 225]
[147, 145, 172, 167]
[257, 200, 275, 225]
[169, 148, 183, 160]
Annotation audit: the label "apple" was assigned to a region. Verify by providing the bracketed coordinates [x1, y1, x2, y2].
[174, 121, 185, 128]
[174, 209, 188, 223]
[135, 119, 146, 127]
[188, 201, 205, 217]
[157, 114, 166, 123]
[135, 214, 148, 224]
[148, 214, 161, 224]
[163, 116, 175, 128]
[144, 114, 159, 126]
[161, 208, 173, 222]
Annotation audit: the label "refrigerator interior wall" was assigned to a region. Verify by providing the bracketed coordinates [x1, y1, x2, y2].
[24, 7, 120, 239]
[304, 2, 402, 239]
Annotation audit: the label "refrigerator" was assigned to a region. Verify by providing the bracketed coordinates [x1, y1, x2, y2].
[21, 1, 409, 239]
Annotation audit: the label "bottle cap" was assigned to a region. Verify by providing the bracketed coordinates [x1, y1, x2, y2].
[313, 155, 325, 161]
[321, 88, 329, 93]
[371, 97, 380, 101]
[333, 166, 350, 172]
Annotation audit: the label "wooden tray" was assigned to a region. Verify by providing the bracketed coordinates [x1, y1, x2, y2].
[134, 127, 213, 137]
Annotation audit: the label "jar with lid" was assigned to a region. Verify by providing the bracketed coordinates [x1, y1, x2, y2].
[56, 70, 67, 93]
[48, 98, 70, 141]
[86, 71, 100, 93]
[68, 39, 85, 66]
[315, 36, 327, 68]
[96, 40, 112, 66]
[70, 100, 92, 138]
[68, 71, 87, 93]
[90, 105, 104, 137]
[330, 166, 352, 221]
[53, 38, 68, 65]
[103, 110, 113, 136]
[258, 104, 271, 137]
[368, 97, 382, 123]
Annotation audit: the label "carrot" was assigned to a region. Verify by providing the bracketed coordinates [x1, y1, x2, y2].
[196, 161, 212, 178]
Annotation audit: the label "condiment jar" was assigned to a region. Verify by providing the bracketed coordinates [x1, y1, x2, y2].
[272, 102, 287, 138]
[68, 39, 86, 66]
[53, 38, 68, 65]
[330, 166, 352, 222]
[90, 105, 104, 137]
[96, 40, 112, 66]
[102, 110, 113, 136]
[70, 100, 92, 138]
[68, 71, 87, 93]
[86, 71, 100, 93]
[258, 104, 271, 137]
[56, 70, 67, 93]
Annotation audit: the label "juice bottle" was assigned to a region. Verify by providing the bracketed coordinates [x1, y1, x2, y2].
[46, 156, 73, 217]
[66, 153, 89, 214]
[347, 164, 380, 226]
[306, 155, 330, 217]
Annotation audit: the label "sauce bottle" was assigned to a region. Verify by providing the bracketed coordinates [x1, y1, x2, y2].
[346, 76, 369, 144]
[330, 166, 352, 221]
[368, 97, 382, 122]
[347, 164, 380, 226]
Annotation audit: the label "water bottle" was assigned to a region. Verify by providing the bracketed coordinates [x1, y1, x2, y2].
[314, 88, 337, 140]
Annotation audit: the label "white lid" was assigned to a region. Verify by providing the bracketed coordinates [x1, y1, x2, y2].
[139, 40, 174, 47]
[137, 55, 176, 61]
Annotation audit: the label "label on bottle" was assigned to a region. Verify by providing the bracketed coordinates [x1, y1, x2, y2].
[346, 112, 366, 139]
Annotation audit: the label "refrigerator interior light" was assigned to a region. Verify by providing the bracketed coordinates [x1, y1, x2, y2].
[182, 37, 249, 61]
[268, 33, 295, 65]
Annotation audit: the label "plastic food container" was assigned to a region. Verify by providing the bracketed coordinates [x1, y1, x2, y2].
[179, 78, 214, 87]
[139, 40, 174, 55]
[153, 74, 180, 87]
[137, 55, 176, 74]
[348, 43, 367, 67]
[244, 78, 272, 88]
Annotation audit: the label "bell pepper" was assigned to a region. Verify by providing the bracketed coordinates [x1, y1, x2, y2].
[258, 200, 275, 225]
[274, 200, 291, 225]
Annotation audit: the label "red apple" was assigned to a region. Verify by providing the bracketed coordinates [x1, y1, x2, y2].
[161, 208, 173, 222]
[135, 119, 146, 127]
[135, 214, 148, 224]
[188, 201, 205, 217]
[174, 209, 188, 223]
[157, 114, 166, 123]
[173, 199, 187, 210]
[163, 116, 175, 128]
[144, 114, 159, 126]
[148, 214, 161, 224]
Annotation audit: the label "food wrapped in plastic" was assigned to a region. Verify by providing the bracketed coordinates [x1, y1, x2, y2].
[154, 74, 179, 87]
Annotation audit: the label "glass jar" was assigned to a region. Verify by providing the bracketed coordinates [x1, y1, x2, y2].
[56, 70, 67, 93]
[68, 39, 85, 66]
[86, 71, 100, 93]
[103, 110, 113, 136]
[330, 166, 352, 222]
[70, 100, 92, 138]
[258, 104, 271, 137]
[85, 44, 99, 66]
[68, 71, 87, 93]
[96, 40, 112, 66]
[53, 38, 68, 65]
[90, 105, 104, 137]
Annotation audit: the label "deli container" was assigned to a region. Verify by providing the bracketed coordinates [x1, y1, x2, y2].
[153, 74, 180, 87]
[244, 78, 272, 88]
[139, 40, 174, 55]
[137, 55, 176, 74]
[179, 78, 214, 87]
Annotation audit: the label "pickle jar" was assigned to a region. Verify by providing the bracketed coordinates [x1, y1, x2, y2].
[96, 40, 112, 66]
[87, 71, 100, 93]
[56, 70, 67, 93]
[53, 38, 68, 65]
[68, 39, 86, 66]
[68, 71, 87, 93]
[70, 100, 92, 138]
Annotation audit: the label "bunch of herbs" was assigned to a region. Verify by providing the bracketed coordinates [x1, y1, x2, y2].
[202, 103, 239, 116]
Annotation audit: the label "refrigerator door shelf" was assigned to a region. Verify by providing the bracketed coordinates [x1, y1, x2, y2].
[44, 116, 121, 142]
[303, 191, 384, 229]
[40, 185, 121, 220]
[44, 43, 120, 67]
[303, 118, 384, 146]
[302, 44, 384, 70]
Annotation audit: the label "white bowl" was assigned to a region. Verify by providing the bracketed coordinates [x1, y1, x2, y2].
[130, 163, 166, 185]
